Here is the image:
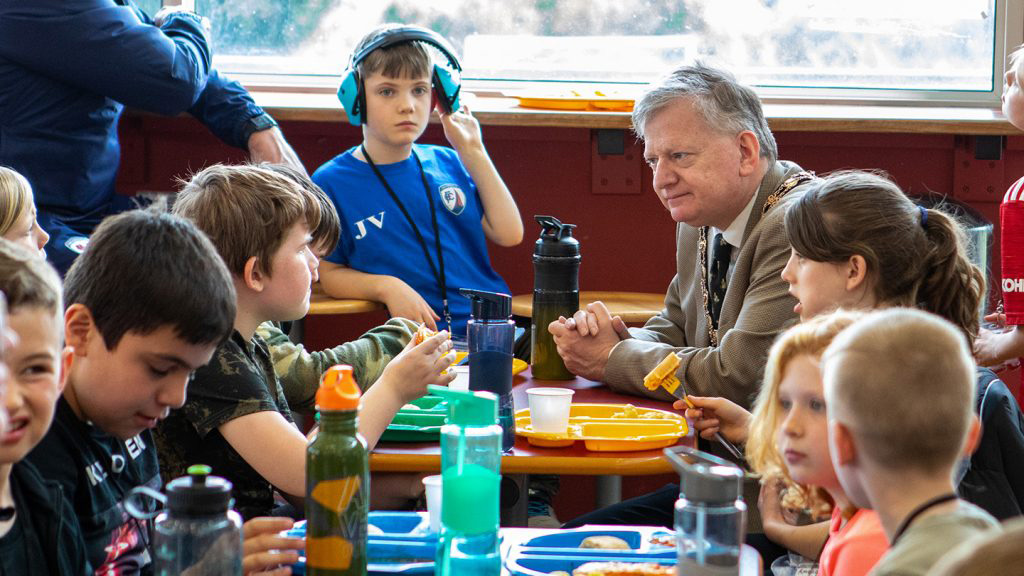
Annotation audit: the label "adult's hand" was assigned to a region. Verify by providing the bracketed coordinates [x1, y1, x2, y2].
[249, 127, 305, 174]
[548, 308, 624, 381]
[564, 301, 630, 340]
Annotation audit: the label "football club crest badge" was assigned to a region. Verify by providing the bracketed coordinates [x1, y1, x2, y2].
[65, 236, 89, 254]
[439, 184, 466, 215]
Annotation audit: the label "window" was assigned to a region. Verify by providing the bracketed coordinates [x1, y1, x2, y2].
[162, 0, 1020, 105]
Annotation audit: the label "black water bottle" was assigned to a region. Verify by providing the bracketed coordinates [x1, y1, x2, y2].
[531, 215, 580, 380]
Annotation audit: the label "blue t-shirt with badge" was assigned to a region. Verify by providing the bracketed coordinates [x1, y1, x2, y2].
[313, 144, 509, 339]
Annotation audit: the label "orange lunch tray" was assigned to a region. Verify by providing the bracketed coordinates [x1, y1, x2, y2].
[452, 351, 528, 375]
[507, 90, 635, 112]
[514, 403, 688, 452]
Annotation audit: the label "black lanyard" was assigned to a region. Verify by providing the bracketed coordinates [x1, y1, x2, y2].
[891, 493, 958, 546]
[361, 146, 451, 330]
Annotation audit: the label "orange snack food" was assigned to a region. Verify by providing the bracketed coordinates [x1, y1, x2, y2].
[413, 324, 437, 345]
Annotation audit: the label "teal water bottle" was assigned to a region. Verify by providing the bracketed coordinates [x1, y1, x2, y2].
[429, 385, 502, 576]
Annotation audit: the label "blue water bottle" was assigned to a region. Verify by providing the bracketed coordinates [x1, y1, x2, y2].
[429, 385, 502, 576]
[459, 288, 515, 452]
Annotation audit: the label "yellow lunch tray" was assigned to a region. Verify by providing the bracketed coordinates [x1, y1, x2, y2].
[514, 403, 688, 452]
[452, 351, 528, 376]
[508, 90, 635, 112]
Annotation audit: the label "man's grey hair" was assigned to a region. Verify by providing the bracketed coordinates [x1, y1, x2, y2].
[632, 63, 777, 163]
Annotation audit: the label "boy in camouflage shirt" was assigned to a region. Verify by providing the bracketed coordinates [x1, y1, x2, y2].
[159, 164, 454, 520]
[255, 163, 416, 413]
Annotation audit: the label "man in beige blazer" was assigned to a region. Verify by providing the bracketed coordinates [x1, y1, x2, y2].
[551, 63, 811, 410]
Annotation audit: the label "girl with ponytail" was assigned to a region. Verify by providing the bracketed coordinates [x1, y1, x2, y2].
[682, 171, 1018, 566]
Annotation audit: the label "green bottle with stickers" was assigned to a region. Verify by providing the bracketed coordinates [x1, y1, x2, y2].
[306, 365, 368, 576]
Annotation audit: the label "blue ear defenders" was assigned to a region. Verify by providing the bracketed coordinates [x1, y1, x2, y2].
[337, 25, 463, 126]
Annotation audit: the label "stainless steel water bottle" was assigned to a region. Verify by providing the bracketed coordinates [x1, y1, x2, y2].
[531, 215, 580, 380]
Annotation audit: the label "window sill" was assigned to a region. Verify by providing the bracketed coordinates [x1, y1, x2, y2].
[250, 89, 1018, 135]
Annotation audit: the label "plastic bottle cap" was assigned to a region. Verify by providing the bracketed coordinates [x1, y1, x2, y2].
[534, 215, 580, 257]
[316, 365, 361, 411]
[428, 384, 498, 427]
[663, 445, 743, 505]
[165, 464, 234, 517]
[459, 288, 512, 321]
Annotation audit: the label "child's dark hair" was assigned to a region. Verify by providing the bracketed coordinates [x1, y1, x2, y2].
[355, 24, 432, 80]
[63, 208, 235, 349]
[260, 163, 340, 255]
[784, 170, 985, 343]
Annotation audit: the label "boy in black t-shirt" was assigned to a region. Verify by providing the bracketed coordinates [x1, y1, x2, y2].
[0, 239, 88, 575]
[24, 210, 238, 574]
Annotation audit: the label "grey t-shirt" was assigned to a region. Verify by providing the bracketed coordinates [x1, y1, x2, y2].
[870, 501, 999, 576]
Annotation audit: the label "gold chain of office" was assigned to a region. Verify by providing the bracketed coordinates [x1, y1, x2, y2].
[698, 171, 816, 347]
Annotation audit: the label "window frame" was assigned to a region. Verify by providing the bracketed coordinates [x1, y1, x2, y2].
[162, 0, 1022, 111]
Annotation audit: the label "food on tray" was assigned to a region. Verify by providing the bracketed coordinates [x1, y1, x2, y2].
[572, 561, 675, 576]
[648, 534, 674, 547]
[643, 353, 681, 395]
[367, 523, 384, 536]
[611, 404, 666, 419]
[400, 403, 421, 411]
[548, 572, 571, 576]
[612, 404, 639, 419]
[579, 535, 631, 550]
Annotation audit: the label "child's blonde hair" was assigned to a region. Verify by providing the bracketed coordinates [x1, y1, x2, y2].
[746, 310, 863, 517]
[174, 164, 321, 277]
[1010, 45, 1024, 86]
[0, 238, 62, 319]
[0, 166, 33, 238]
[823, 308, 974, 475]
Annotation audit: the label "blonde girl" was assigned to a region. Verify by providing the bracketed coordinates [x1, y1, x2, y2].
[0, 167, 49, 257]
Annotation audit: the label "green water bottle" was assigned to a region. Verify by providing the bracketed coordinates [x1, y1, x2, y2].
[306, 365, 368, 576]
[429, 385, 502, 576]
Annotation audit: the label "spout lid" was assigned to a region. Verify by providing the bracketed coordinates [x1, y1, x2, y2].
[663, 445, 743, 504]
[534, 215, 579, 257]
[428, 384, 498, 427]
[459, 288, 511, 320]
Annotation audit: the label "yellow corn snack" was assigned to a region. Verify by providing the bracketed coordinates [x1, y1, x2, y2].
[643, 353, 681, 395]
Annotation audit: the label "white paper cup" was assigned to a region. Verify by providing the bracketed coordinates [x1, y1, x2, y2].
[526, 387, 575, 434]
[422, 474, 443, 532]
[448, 365, 470, 392]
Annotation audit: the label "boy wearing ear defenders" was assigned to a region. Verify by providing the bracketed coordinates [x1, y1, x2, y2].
[314, 24, 523, 341]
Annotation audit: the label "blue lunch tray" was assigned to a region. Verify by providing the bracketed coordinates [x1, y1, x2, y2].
[288, 511, 436, 575]
[504, 527, 676, 576]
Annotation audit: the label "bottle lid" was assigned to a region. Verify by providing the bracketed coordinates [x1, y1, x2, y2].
[316, 365, 361, 411]
[663, 445, 743, 504]
[534, 215, 579, 257]
[165, 464, 234, 517]
[459, 288, 511, 321]
[428, 385, 498, 427]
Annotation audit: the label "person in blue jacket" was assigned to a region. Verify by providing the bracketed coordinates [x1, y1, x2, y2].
[0, 0, 301, 274]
